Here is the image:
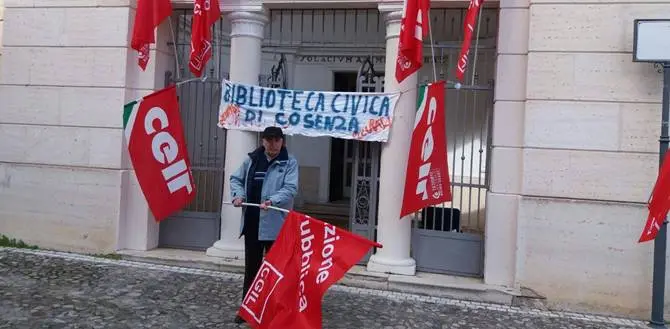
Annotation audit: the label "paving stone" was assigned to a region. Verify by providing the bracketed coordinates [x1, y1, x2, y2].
[0, 248, 649, 329]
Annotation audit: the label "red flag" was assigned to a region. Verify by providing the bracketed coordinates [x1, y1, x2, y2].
[189, 0, 221, 77]
[131, 0, 172, 71]
[122, 86, 196, 221]
[395, 0, 430, 83]
[639, 152, 670, 242]
[239, 211, 381, 329]
[400, 81, 452, 218]
[455, 0, 484, 82]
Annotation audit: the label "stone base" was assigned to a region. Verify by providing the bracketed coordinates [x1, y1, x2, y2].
[116, 248, 519, 305]
[205, 240, 245, 260]
[367, 254, 416, 276]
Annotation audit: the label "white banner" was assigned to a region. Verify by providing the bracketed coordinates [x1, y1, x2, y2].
[217, 80, 400, 142]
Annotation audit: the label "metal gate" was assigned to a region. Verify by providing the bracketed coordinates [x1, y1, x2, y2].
[411, 43, 496, 277]
[158, 11, 230, 250]
[158, 73, 227, 250]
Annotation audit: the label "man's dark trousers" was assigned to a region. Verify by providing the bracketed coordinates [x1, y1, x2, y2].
[242, 207, 275, 297]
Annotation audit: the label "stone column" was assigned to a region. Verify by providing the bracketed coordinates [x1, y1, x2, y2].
[483, 0, 530, 287]
[366, 5, 417, 276]
[206, 10, 268, 259]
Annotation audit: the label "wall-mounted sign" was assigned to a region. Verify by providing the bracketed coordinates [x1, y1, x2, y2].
[297, 55, 447, 65]
[297, 55, 385, 64]
[633, 19, 670, 63]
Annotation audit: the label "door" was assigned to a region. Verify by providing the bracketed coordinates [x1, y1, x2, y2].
[348, 57, 384, 263]
[341, 140, 354, 198]
[329, 72, 358, 202]
[349, 141, 381, 263]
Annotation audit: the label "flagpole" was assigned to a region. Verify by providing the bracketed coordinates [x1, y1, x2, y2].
[427, 7, 438, 82]
[650, 63, 670, 329]
[176, 76, 207, 87]
[168, 16, 182, 81]
[222, 201, 290, 214]
[468, 3, 484, 85]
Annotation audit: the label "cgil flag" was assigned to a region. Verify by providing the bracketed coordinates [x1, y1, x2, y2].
[130, 0, 172, 70]
[639, 152, 670, 243]
[455, 0, 484, 82]
[238, 210, 381, 329]
[123, 86, 196, 221]
[400, 81, 452, 218]
[395, 0, 430, 83]
[189, 0, 221, 77]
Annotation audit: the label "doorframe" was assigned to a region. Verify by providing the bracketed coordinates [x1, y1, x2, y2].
[328, 71, 359, 203]
[342, 140, 353, 199]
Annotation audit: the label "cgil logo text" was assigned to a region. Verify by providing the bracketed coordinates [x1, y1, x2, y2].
[415, 96, 438, 200]
[144, 106, 194, 195]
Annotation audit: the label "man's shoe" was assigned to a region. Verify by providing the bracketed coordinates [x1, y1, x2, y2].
[234, 315, 245, 324]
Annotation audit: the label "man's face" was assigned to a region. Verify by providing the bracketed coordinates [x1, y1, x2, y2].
[262, 137, 283, 157]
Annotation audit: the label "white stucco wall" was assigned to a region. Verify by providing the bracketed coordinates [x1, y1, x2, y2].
[0, 0, 168, 253]
[0, 0, 4, 70]
[488, 0, 670, 318]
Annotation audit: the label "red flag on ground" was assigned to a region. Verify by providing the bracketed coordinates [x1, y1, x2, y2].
[639, 152, 670, 242]
[395, 0, 430, 83]
[122, 86, 196, 221]
[239, 211, 382, 329]
[455, 0, 484, 82]
[400, 81, 452, 218]
[131, 0, 172, 71]
[189, 0, 221, 77]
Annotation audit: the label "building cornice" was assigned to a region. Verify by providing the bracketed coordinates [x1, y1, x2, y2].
[170, 0, 500, 10]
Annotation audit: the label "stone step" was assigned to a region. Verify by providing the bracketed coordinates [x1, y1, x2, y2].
[295, 202, 352, 230]
[297, 202, 350, 217]
[294, 211, 349, 230]
[116, 248, 524, 307]
[296, 210, 348, 220]
[299, 206, 349, 215]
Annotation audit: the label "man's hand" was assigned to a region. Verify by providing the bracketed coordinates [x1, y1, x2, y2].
[260, 200, 272, 210]
[233, 198, 244, 207]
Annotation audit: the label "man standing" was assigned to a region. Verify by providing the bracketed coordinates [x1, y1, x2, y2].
[230, 126, 299, 324]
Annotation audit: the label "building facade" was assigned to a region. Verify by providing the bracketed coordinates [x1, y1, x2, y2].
[0, 0, 668, 319]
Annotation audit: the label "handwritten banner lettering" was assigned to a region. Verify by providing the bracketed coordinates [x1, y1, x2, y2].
[217, 80, 400, 142]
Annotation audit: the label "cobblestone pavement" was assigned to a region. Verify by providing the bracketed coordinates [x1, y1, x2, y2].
[0, 248, 648, 329]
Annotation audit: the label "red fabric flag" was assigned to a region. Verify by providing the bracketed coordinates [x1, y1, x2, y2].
[455, 0, 484, 82]
[400, 81, 452, 218]
[130, 0, 172, 71]
[395, 0, 430, 83]
[122, 86, 196, 221]
[239, 211, 382, 329]
[639, 152, 670, 242]
[189, 0, 221, 77]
